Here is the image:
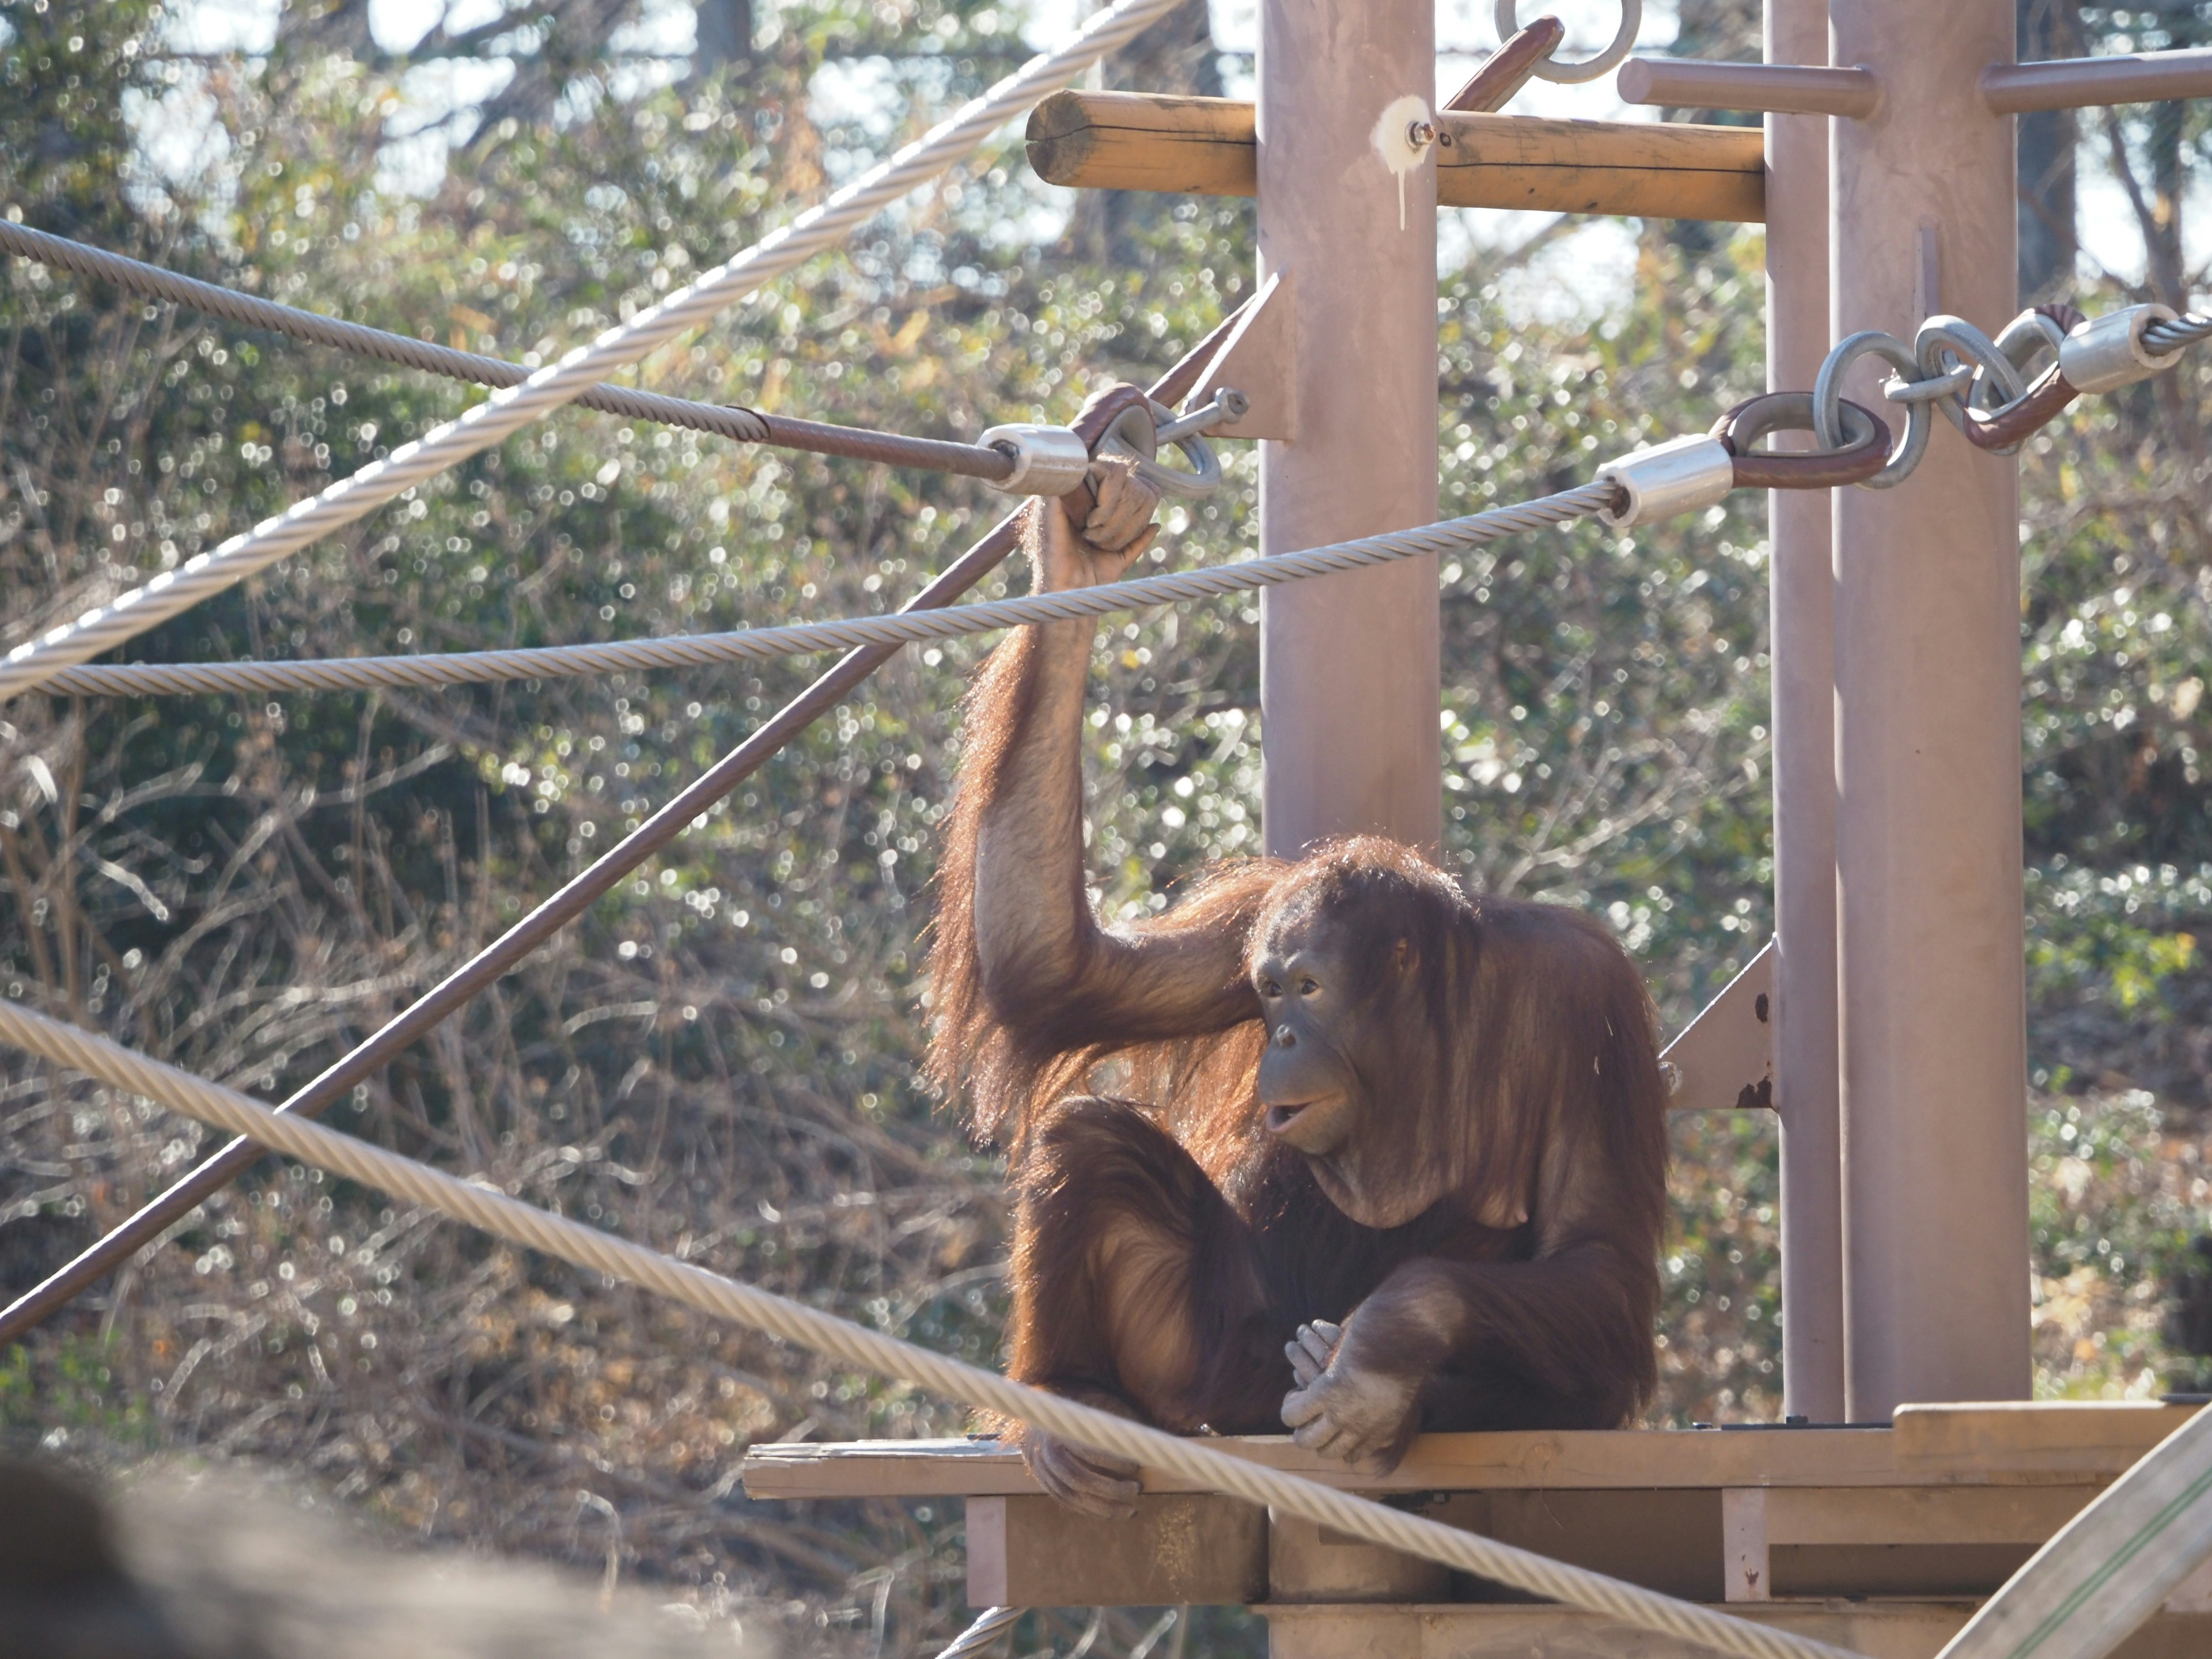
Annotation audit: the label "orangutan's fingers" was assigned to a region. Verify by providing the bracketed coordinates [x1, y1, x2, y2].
[1279, 1382, 1327, 1430]
[1286, 1324, 1333, 1386]
[1032, 1436, 1141, 1519]
[1081, 453, 1163, 555]
[1290, 1413, 1351, 1459]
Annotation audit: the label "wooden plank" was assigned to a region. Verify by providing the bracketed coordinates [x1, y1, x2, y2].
[1261, 1604, 2212, 1659]
[1025, 90, 1255, 198]
[1262, 1601, 1982, 1659]
[1023, 90, 1766, 223]
[742, 1407, 2203, 1502]
[1761, 1484, 2097, 1547]
[967, 1494, 1265, 1607]
[744, 1430, 1899, 1499]
[1893, 1401, 2202, 1472]
[1437, 112, 1766, 222]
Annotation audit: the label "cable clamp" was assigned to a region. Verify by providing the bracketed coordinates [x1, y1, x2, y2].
[1595, 433, 1736, 528]
[979, 423, 1094, 497]
[2060, 304, 2187, 395]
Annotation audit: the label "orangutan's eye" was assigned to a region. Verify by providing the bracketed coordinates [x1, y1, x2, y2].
[1298, 976, 1321, 997]
[1258, 977, 1281, 998]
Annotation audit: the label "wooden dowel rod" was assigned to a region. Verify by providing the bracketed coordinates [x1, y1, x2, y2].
[1024, 90, 1765, 223]
[1617, 58, 1881, 119]
[1980, 47, 2212, 114]
[1439, 112, 1765, 222]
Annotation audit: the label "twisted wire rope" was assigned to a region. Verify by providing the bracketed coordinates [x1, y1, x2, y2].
[36, 482, 1623, 698]
[2143, 310, 2212, 355]
[936, 1607, 1022, 1659]
[0, 219, 1018, 483]
[0, 0, 1184, 704]
[0, 994, 1862, 1659]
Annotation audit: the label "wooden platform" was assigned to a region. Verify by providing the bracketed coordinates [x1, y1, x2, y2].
[744, 1404, 2212, 1656]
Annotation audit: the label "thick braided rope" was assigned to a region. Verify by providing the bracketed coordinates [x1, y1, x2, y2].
[0, 0, 1183, 705]
[36, 482, 1622, 697]
[2142, 311, 2212, 355]
[0, 997, 1860, 1659]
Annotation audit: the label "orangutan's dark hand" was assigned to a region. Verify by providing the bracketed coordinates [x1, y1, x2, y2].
[1016, 1425, 1142, 1519]
[1281, 1319, 1421, 1475]
[1027, 451, 1163, 594]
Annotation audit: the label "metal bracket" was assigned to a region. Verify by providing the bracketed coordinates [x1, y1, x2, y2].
[1183, 269, 1298, 442]
[1660, 937, 1775, 1113]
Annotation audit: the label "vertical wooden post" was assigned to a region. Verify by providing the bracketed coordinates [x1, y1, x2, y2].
[1830, 0, 2032, 1418]
[1256, 0, 1441, 857]
[1764, 0, 1846, 1423]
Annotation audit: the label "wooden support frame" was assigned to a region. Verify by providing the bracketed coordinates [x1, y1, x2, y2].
[1024, 91, 1767, 222]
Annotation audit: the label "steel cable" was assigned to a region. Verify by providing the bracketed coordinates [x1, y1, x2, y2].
[0, 219, 1019, 483]
[0, 995, 1862, 1659]
[0, 0, 1184, 704]
[2143, 311, 2212, 355]
[36, 481, 1623, 698]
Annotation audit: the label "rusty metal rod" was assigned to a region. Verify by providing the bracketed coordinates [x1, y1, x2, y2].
[0, 324, 1240, 1349]
[1980, 47, 2212, 115]
[1443, 15, 1567, 112]
[1616, 57, 1881, 118]
[0, 217, 1019, 485]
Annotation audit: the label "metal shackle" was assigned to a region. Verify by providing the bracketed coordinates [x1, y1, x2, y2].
[1096, 397, 1226, 499]
[979, 423, 1093, 498]
[1594, 433, 1736, 528]
[2060, 304, 2187, 396]
[1495, 0, 1641, 84]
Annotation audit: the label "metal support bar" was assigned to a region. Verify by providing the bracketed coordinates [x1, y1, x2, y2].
[1256, 0, 1440, 855]
[1618, 58, 1881, 119]
[1981, 46, 2212, 114]
[1830, 0, 2031, 1421]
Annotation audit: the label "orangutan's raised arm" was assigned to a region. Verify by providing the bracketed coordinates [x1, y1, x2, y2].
[929, 473, 1276, 1086]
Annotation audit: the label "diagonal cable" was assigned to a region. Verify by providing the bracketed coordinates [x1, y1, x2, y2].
[35, 482, 1623, 698]
[0, 219, 1018, 483]
[0, 0, 1183, 704]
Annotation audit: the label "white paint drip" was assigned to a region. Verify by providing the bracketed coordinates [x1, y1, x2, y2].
[1372, 93, 1434, 231]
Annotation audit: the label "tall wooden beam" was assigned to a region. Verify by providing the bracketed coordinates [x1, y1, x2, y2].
[1830, 0, 2031, 1419]
[1027, 91, 1767, 222]
[1254, 0, 1439, 854]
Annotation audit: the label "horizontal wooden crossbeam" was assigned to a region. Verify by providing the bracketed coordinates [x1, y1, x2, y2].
[1024, 90, 1767, 223]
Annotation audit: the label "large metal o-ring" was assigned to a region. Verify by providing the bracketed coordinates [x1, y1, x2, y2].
[1711, 392, 1891, 490]
[1495, 0, 1642, 84]
[1915, 315, 2027, 442]
[1098, 397, 1224, 499]
[1815, 329, 1928, 490]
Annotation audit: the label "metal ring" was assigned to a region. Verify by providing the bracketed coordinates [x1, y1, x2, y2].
[1995, 308, 2068, 375]
[1097, 398, 1224, 499]
[1711, 392, 1891, 490]
[1495, 0, 1641, 84]
[1815, 329, 1929, 490]
[1915, 315, 2027, 438]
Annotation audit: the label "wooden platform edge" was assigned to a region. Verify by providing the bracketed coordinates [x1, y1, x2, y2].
[740, 1405, 2204, 1502]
